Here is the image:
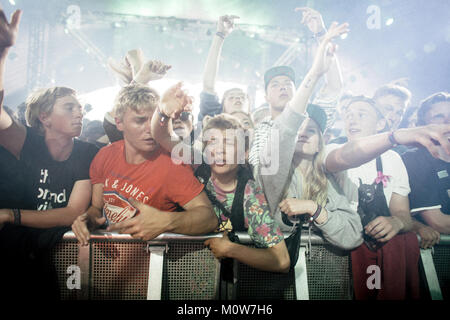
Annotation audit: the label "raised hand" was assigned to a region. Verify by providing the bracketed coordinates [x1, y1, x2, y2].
[134, 59, 172, 84]
[160, 82, 193, 118]
[126, 48, 145, 78]
[217, 15, 239, 37]
[0, 7, 22, 49]
[295, 7, 326, 35]
[309, 21, 349, 77]
[107, 56, 133, 85]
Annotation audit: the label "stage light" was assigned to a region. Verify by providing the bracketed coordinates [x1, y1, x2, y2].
[340, 33, 348, 40]
[9, 0, 16, 6]
[112, 21, 125, 28]
[385, 18, 394, 26]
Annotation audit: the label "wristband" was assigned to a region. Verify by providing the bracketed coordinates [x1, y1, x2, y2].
[158, 108, 169, 126]
[309, 203, 322, 223]
[13, 208, 21, 225]
[216, 32, 225, 39]
[388, 131, 399, 147]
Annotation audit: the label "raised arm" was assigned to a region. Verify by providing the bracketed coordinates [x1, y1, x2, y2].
[296, 7, 344, 107]
[254, 22, 349, 213]
[0, 8, 26, 158]
[151, 82, 195, 163]
[202, 15, 238, 94]
[108, 49, 171, 86]
[325, 124, 450, 173]
[289, 21, 348, 115]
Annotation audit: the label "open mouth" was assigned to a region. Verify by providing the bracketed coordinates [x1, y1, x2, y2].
[143, 138, 156, 144]
[173, 127, 185, 135]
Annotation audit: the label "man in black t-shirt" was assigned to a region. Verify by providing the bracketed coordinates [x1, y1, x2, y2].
[0, 9, 97, 299]
[0, 11, 97, 227]
[402, 92, 450, 242]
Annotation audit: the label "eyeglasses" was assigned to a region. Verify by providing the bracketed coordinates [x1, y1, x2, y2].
[180, 111, 192, 122]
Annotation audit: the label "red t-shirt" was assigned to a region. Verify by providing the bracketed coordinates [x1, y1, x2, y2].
[90, 140, 204, 224]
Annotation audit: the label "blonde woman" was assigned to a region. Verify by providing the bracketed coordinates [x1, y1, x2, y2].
[271, 104, 363, 250]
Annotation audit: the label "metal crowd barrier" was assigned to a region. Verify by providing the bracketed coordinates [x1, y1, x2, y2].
[51, 231, 450, 300]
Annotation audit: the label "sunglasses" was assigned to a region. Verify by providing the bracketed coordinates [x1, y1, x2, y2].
[180, 111, 192, 122]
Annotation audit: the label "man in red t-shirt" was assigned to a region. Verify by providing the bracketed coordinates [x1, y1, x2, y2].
[72, 84, 217, 245]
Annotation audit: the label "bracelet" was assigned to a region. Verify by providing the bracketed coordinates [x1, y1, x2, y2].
[13, 208, 21, 225]
[158, 108, 169, 126]
[388, 131, 399, 147]
[215, 32, 225, 39]
[309, 203, 322, 223]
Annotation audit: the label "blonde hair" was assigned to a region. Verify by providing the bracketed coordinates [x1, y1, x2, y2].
[113, 84, 160, 120]
[25, 87, 76, 133]
[297, 140, 328, 207]
[286, 122, 328, 206]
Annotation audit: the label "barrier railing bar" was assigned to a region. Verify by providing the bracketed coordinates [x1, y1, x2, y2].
[64, 231, 450, 245]
[295, 247, 309, 300]
[77, 243, 90, 300]
[146, 244, 167, 300]
[420, 249, 444, 300]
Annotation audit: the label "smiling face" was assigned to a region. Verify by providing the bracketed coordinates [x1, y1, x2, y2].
[265, 75, 295, 110]
[40, 95, 84, 138]
[222, 89, 249, 114]
[343, 101, 386, 141]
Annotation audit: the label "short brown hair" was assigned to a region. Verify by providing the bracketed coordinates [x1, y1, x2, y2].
[113, 84, 160, 120]
[25, 87, 76, 133]
[373, 84, 411, 106]
[417, 92, 450, 125]
[202, 113, 250, 152]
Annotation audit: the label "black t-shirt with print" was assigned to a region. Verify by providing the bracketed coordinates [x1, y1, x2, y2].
[402, 147, 450, 215]
[20, 126, 99, 210]
[0, 145, 28, 208]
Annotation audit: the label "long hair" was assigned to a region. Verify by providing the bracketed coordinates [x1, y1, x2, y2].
[286, 123, 328, 207]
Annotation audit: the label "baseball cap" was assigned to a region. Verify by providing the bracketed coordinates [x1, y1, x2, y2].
[264, 66, 296, 91]
[307, 104, 327, 133]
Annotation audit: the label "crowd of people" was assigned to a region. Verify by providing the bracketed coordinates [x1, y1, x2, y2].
[0, 7, 449, 300]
